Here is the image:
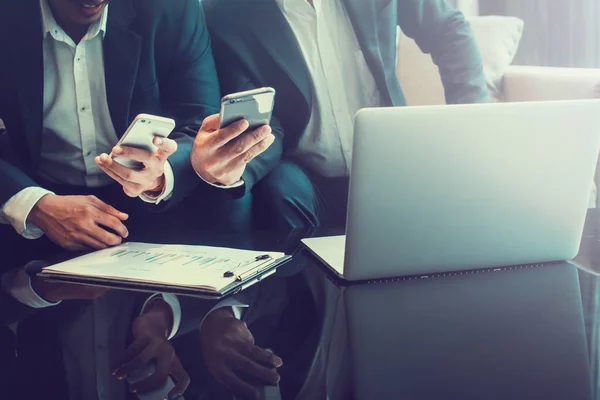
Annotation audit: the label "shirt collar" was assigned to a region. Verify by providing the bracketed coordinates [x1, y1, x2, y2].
[40, 0, 109, 41]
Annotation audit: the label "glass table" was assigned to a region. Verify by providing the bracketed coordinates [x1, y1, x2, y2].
[14, 208, 600, 400]
[164, 208, 600, 400]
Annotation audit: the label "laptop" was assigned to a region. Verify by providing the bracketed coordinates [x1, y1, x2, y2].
[303, 100, 600, 282]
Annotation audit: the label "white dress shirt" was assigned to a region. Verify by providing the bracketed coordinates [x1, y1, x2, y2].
[0, 0, 174, 241]
[279, 0, 385, 177]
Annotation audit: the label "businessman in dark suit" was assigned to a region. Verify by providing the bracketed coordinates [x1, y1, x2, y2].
[0, 0, 278, 398]
[0, 0, 282, 321]
[190, 0, 490, 398]
[203, 0, 490, 230]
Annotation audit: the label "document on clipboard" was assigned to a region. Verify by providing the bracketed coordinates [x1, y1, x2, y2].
[37, 242, 291, 298]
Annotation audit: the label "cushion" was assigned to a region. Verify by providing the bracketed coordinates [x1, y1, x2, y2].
[396, 15, 524, 105]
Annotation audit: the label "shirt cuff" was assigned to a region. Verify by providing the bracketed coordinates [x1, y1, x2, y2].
[199, 297, 249, 333]
[140, 293, 181, 340]
[139, 161, 175, 205]
[0, 187, 54, 239]
[1, 265, 61, 309]
[195, 171, 244, 189]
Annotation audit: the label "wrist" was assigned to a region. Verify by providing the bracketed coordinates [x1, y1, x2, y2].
[145, 174, 165, 195]
[204, 307, 236, 327]
[28, 194, 55, 226]
[140, 299, 174, 338]
[30, 278, 60, 303]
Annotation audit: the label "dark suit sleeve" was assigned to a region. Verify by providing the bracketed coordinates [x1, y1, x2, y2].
[0, 158, 41, 208]
[397, 0, 490, 104]
[209, 34, 284, 195]
[0, 290, 38, 326]
[157, 0, 222, 206]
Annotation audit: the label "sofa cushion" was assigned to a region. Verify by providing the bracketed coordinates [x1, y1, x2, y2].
[397, 15, 524, 105]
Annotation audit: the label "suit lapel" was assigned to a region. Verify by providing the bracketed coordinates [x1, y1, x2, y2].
[343, 0, 394, 105]
[11, 0, 44, 164]
[103, 0, 142, 135]
[239, 0, 312, 107]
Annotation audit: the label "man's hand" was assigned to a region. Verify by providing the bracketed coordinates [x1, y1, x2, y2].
[191, 114, 275, 186]
[95, 136, 177, 198]
[31, 279, 109, 303]
[200, 307, 283, 400]
[28, 194, 129, 251]
[113, 299, 190, 400]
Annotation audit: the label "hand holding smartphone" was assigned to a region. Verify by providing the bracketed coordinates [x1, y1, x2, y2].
[219, 87, 276, 131]
[191, 88, 277, 186]
[111, 114, 176, 170]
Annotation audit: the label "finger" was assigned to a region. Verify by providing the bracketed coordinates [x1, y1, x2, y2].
[231, 133, 275, 167]
[168, 358, 190, 400]
[87, 195, 128, 221]
[117, 347, 157, 378]
[113, 339, 149, 378]
[112, 145, 154, 164]
[85, 222, 123, 247]
[95, 157, 143, 197]
[224, 125, 272, 157]
[95, 160, 133, 191]
[219, 370, 260, 400]
[200, 114, 220, 132]
[129, 353, 174, 394]
[153, 137, 177, 162]
[95, 213, 129, 239]
[112, 339, 148, 379]
[72, 232, 109, 251]
[53, 235, 92, 252]
[242, 344, 283, 368]
[231, 353, 280, 386]
[96, 154, 143, 184]
[214, 119, 250, 146]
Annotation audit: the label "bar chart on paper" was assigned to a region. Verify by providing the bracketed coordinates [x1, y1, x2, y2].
[39, 242, 286, 292]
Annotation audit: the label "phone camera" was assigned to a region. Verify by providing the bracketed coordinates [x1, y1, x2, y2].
[141, 119, 146, 123]
[229, 99, 237, 104]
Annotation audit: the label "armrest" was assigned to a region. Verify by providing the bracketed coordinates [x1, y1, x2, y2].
[503, 65, 600, 102]
[503, 66, 600, 208]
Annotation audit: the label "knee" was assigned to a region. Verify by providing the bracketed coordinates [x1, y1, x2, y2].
[253, 162, 320, 229]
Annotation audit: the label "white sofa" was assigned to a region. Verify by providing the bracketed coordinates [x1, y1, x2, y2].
[396, 16, 600, 207]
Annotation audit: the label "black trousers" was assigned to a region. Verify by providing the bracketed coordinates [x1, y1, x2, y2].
[252, 160, 350, 231]
[0, 180, 253, 399]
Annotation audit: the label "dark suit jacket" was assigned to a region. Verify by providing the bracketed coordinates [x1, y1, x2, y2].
[0, 0, 271, 207]
[203, 0, 489, 157]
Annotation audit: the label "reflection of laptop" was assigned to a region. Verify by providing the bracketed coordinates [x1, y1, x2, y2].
[303, 100, 600, 282]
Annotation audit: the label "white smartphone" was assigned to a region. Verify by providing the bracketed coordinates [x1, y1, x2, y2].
[111, 113, 176, 170]
[126, 361, 182, 400]
[220, 87, 276, 131]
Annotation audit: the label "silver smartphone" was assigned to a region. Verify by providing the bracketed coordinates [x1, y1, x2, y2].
[126, 361, 181, 400]
[111, 113, 176, 170]
[219, 87, 276, 131]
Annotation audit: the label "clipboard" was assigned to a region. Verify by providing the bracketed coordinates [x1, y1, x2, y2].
[36, 242, 293, 299]
[38, 255, 292, 299]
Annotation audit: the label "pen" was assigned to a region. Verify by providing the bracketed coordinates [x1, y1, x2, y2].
[223, 254, 272, 278]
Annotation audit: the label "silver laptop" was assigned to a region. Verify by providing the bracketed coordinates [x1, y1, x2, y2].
[303, 100, 600, 281]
